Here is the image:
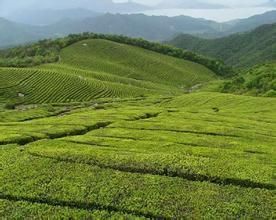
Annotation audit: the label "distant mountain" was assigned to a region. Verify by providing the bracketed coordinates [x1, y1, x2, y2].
[6, 9, 101, 26]
[0, 18, 47, 48]
[0, 10, 276, 48]
[47, 14, 220, 41]
[167, 23, 276, 68]
[157, 0, 226, 9]
[110, 1, 151, 13]
[224, 10, 276, 34]
[1, 0, 150, 16]
[0, 14, 221, 48]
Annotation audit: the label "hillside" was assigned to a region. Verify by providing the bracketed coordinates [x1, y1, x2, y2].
[0, 33, 232, 76]
[0, 38, 217, 105]
[0, 12, 275, 218]
[1, 92, 275, 218]
[168, 23, 276, 68]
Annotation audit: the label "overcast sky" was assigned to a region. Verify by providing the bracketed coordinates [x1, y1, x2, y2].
[114, 0, 267, 6]
[0, 0, 274, 22]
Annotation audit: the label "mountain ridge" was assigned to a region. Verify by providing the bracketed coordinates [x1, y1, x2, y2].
[167, 23, 276, 68]
[0, 10, 275, 48]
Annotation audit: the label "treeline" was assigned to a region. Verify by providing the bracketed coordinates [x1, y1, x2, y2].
[0, 33, 234, 76]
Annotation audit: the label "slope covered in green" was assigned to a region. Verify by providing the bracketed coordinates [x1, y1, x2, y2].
[0, 38, 217, 105]
[168, 23, 276, 68]
[0, 92, 275, 219]
[58, 39, 216, 87]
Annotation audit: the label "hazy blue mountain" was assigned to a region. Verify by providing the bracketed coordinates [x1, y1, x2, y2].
[167, 23, 276, 68]
[46, 14, 220, 41]
[6, 9, 101, 26]
[225, 10, 276, 34]
[0, 10, 276, 48]
[0, 18, 47, 48]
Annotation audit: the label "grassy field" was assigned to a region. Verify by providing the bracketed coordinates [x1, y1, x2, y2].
[0, 92, 275, 219]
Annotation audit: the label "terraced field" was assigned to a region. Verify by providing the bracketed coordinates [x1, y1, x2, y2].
[60, 39, 216, 87]
[0, 37, 275, 219]
[0, 93, 275, 219]
[0, 39, 217, 105]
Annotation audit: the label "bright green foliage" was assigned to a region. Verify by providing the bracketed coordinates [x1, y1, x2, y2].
[0, 93, 275, 219]
[221, 63, 276, 96]
[59, 39, 216, 87]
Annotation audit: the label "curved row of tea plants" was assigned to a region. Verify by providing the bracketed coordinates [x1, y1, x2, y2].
[0, 93, 275, 218]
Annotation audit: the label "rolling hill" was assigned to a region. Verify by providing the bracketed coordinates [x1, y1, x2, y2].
[0, 38, 217, 105]
[168, 23, 276, 68]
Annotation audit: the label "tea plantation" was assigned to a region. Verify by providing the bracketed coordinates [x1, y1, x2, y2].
[0, 38, 275, 219]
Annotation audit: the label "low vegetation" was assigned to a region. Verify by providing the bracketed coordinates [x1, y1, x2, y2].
[0, 93, 275, 218]
[0, 30, 275, 219]
[0, 38, 218, 105]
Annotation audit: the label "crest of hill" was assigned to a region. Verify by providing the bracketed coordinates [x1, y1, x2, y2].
[0, 33, 233, 76]
[0, 38, 218, 105]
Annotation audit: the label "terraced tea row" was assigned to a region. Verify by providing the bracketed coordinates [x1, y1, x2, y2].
[60, 39, 217, 88]
[0, 68, 161, 104]
[0, 93, 275, 218]
[0, 39, 219, 105]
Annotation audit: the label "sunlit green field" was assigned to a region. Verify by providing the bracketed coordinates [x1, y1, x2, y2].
[1, 92, 275, 219]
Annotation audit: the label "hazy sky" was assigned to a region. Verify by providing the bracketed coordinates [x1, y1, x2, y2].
[0, 0, 274, 22]
[114, 0, 267, 6]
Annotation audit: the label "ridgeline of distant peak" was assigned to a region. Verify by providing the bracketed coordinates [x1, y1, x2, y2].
[0, 10, 276, 48]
